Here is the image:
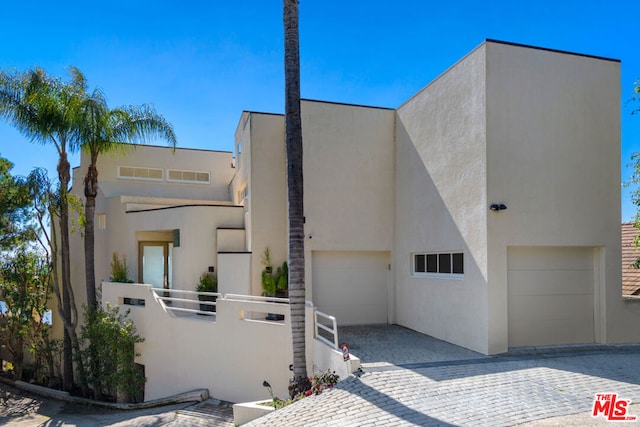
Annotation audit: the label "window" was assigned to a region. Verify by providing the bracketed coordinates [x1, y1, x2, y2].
[413, 252, 464, 277]
[167, 169, 210, 184]
[118, 166, 163, 181]
[97, 213, 107, 231]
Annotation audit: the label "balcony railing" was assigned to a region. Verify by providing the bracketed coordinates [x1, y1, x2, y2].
[151, 288, 220, 317]
[314, 309, 338, 349]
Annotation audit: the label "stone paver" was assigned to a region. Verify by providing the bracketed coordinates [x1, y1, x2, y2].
[246, 325, 640, 426]
[164, 399, 234, 426]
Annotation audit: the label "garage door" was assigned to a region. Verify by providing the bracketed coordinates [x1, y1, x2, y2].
[508, 247, 594, 347]
[312, 251, 389, 325]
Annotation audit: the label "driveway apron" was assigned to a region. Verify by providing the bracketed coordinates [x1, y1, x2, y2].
[247, 325, 640, 426]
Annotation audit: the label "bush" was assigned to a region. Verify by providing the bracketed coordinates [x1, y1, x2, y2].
[196, 273, 217, 293]
[0, 249, 53, 382]
[308, 370, 339, 396]
[109, 253, 133, 283]
[79, 304, 145, 402]
[261, 248, 288, 296]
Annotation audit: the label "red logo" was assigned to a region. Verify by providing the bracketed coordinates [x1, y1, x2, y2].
[592, 393, 637, 422]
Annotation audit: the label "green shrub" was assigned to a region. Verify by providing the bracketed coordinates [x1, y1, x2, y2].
[261, 248, 288, 296]
[79, 304, 145, 402]
[109, 253, 133, 283]
[196, 273, 218, 293]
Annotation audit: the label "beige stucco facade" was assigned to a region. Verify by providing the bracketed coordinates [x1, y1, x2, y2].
[395, 43, 490, 353]
[394, 41, 632, 354]
[68, 145, 245, 310]
[60, 39, 638, 402]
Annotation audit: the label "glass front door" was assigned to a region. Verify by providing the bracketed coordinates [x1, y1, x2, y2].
[139, 242, 172, 289]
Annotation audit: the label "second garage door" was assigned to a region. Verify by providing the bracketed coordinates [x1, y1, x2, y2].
[507, 246, 595, 348]
[312, 251, 389, 325]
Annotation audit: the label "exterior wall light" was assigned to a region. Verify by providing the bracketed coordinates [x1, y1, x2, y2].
[490, 203, 507, 212]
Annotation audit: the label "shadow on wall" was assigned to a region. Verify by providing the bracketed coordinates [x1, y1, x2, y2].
[394, 118, 487, 353]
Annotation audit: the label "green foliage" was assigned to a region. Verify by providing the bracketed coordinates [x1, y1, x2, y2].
[275, 262, 288, 292]
[629, 80, 640, 265]
[0, 248, 52, 381]
[631, 80, 640, 116]
[109, 252, 133, 283]
[0, 155, 37, 249]
[261, 248, 288, 296]
[1, 66, 93, 392]
[265, 370, 339, 408]
[258, 397, 292, 409]
[67, 193, 85, 233]
[33, 337, 63, 388]
[309, 370, 339, 395]
[261, 271, 277, 296]
[196, 273, 218, 293]
[79, 304, 145, 402]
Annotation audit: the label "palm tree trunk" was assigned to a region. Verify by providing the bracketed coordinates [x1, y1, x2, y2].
[84, 152, 99, 312]
[83, 151, 101, 398]
[57, 151, 75, 392]
[50, 192, 88, 396]
[284, 0, 310, 398]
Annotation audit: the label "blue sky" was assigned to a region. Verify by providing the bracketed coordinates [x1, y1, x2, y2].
[1, 1, 638, 219]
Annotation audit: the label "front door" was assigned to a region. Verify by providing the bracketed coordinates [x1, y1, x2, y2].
[138, 242, 172, 289]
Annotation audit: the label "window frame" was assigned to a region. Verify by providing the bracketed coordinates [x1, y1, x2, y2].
[166, 169, 211, 185]
[412, 251, 464, 279]
[117, 165, 164, 182]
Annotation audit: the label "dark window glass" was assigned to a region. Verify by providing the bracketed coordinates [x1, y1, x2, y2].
[415, 254, 426, 273]
[452, 253, 464, 274]
[426, 254, 438, 273]
[123, 297, 145, 306]
[439, 253, 451, 273]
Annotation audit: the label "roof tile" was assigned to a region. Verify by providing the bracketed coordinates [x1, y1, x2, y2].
[622, 222, 640, 296]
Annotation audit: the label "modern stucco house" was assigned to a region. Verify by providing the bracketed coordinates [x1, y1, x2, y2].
[63, 39, 640, 402]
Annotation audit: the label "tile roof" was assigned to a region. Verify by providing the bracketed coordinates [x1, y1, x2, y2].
[622, 222, 640, 296]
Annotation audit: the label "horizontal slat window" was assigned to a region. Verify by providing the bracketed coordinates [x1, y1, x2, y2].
[118, 166, 163, 181]
[167, 169, 210, 184]
[412, 252, 464, 277]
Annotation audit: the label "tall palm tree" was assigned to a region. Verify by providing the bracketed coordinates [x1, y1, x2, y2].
[76, 76, 177, 312]
[283, 0, 310, 397]
[0, 67, 86, 392]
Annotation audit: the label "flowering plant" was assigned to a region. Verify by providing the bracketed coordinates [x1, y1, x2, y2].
[265, 370, 340, 407]
[306, 370, 340, 396]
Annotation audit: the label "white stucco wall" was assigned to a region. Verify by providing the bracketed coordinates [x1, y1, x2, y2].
[67, 147, 245, 314]
[102, 202, 244, 291]
[301, 100, 395, 251]
[395, 44, 489, 354]
[301, 101, 396, 305]
[102, 283, 293, 403]
[484, 41, 632, 350]
[217, 228, 246, 252]
[243, 113, 288, 296]
[218, 252, 251, 295]
[89, 145, 235, 201]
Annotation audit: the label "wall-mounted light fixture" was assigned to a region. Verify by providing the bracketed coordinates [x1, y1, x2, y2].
[490, 203, 508, 212]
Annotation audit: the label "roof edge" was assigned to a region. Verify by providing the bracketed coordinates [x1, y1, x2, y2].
[485, 39, 621, 63]
[301, 98, 394, 111]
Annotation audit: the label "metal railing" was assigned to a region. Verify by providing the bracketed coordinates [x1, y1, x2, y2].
[224, 293, 289, 304]
[152, 288, 219, 317]
[314, 309, 338, 349]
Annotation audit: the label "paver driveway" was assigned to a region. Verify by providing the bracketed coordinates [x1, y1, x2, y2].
[247, 326, 640, 426]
